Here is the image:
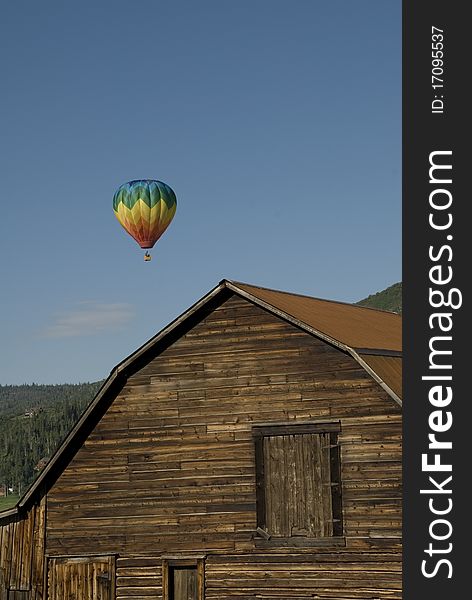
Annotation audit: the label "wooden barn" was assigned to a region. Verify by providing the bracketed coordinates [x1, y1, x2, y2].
[0, 279, 402, 600]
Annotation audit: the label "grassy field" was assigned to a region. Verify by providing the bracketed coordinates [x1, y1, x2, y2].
[0, 495, 19, 511]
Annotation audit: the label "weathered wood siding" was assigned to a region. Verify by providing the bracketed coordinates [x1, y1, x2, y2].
[41, 294, 402, 599]
[0, 499, 46, 600]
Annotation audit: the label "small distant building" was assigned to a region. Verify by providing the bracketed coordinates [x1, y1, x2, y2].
[0, 279, 402, 600]
[23, 407, 42, 419]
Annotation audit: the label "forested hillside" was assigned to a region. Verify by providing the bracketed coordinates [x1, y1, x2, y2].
[0, 382, 102, 497]
[357, 282, 402, 313]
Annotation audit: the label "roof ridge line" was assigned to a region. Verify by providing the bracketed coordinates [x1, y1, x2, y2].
[225, 279, 401, 316]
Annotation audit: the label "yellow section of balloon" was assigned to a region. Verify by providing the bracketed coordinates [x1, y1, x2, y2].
[114, 198, 176, 249]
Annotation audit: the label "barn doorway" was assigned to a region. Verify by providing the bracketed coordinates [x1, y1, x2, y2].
[163, 558, 204, 600]
[169, 566, 197, 600]
[46, 555, 115, 600]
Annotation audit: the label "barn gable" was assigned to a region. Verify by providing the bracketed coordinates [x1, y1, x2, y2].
[0, 280, 403, 600]
[3, 279, 401, 517]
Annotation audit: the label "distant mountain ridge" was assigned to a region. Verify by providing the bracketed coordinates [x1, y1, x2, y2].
[0, 281, 402, 502]
[356, 282, 402, 314]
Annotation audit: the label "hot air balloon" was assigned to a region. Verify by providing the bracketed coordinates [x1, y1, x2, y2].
[113, 179, 177, 261]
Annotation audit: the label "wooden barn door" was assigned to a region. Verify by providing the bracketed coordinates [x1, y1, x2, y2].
[163, 558, 204, 600]
[171, 567, 198, 600]
[47, 555, 115, 600]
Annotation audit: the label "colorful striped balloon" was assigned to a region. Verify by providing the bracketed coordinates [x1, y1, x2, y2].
[113, 179, 177, 250]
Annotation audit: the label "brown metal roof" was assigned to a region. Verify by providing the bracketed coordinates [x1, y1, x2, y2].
[231, 281, 402, 352]
[358, 354, 402, 400]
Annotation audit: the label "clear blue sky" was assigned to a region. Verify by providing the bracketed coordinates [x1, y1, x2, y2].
[0, 1, 401, 385]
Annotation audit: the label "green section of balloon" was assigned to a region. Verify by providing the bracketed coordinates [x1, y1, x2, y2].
[113, 179, 177, 249]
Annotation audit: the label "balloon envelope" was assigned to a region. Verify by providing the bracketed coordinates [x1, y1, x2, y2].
[113, 179, 177, 249]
